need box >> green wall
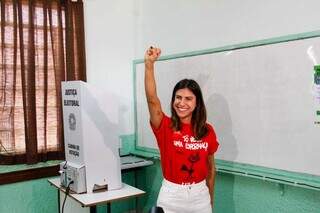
[0,178,57,213]
[1,160,320,213]
[215,173,320,212]
[136,160,320,213]
[0,172,139,213]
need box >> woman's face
[173,88,196,123]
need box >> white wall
[84,0,136,134]
[84,0,320,134]
[135,0,320,56]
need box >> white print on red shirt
[174,134,208,151]
[173,140,183,147]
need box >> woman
[144,46,219,213]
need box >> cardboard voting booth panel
[61,81,122,193]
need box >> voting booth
[60,81,122,193]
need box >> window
[0,0,63,159]
[0,0,86,171]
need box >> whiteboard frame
[132,30,320,189]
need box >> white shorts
[157,179,212,213]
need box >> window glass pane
[0,1,65,155]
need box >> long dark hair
[170,79,208,139]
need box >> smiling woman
[171,79,208,140]
[144,47,219,212]
[0,0,86,183]
[173,88,196,124]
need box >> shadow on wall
[206,93,237,213]
[82,87,119,147]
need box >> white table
[48,178,145,213]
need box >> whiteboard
[134,36,320,176]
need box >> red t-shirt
[151,114,219,184]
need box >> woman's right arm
[144,47,163,129]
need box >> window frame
[0,0,67,182]
[0,164,60,185]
